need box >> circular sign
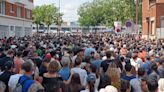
[126,21,132,27]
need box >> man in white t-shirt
[71,57,87,86]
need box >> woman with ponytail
[81,74,98,92]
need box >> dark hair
[106,51,112,58]
[88,80,95,92]
[147,78,158,92]
[16,51,22,57]
[138,67,146,77]
[151,62,158,73]
[22,61,33,72]
[69,73,83,92]
[125,63,132,72]
[75,57,82,66]
[121,80,131,92]
[22,50,29,57]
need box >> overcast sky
[34,0,92,22]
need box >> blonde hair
[106,68,121,91]
[158,78,164,92]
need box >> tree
[78,0,142,27]
[32,6,44,33]
[32,4,63,33]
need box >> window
[10,26,14,31]
[0,1,5,14]
[16,6,21,17]
[149,0,156,5]
[26,10,31,19]
[10,4,14,13]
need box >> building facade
[142,0,164,39]
[0,0,33,38]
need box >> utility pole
[136,0,139,34]
[58,0,61,36]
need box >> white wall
[0,15,32,37]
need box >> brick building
[142,0,164,39]
[0,0,33,38]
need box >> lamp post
[135,0,139,34]
[57,0,61,36]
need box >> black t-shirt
[100,59,115,73]
[0,71,15,92]
[42,77,65,92]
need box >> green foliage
[32,4,63,32]
[78,0,142,27]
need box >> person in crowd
[141,55,152,75]
[42,61,66,92]
[15,61,43,92]
[99,85,118,92]
[0,61,15,92]
[130,67,146,92]
[149,62,160,81]
[158,78,164,92]
[14,51,24,74]
[106,66,121,91]
[101,51,115,73]
[81,74,98,92]
[71,56,88,86]
[0,81,6,92]
[121,63,136,81]
[157,56,164,78]
[39,58,50,76]
[120,80,131,92]
[68,73,84,92]
[91,53,102,69]
[59,57,71,81]
[147,78,158,92]
[0,50,14,71]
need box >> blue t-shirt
[121,75,136,81]
[91,60,102,69]
[141,61,152,75]
[59,67,70,81]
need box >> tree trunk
[47,25,49,34]
[36,24,39,33]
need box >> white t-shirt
[8,74,22,91]
[71,67,87,86]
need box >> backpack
[13,76,34,92]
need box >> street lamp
[57,0,61,36]
[135,0,139,34]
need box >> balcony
[15,0,27,5]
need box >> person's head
[100,85,118,92]
[74,56,82,67]
[158,78,164,92]
[16,51,22,58]
[71,73,81,84]
[22,61,34,75]
[137,67,146,77]
[125,64,132,72]
[61,57,70,67]
[47,61,59,74]
[0,81,6,92]
[147,78,158,92]
[106,68,121,90]
[151,62,158,73]
[121,80,131,92]
[87,74,96,92]
[141,77,148,92]
[42,58,50,67]
[7,49,14,57]
[106,51,112,59]
[94,53,100,60]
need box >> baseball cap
[87,74,96,83]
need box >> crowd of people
[0,33,163,92]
